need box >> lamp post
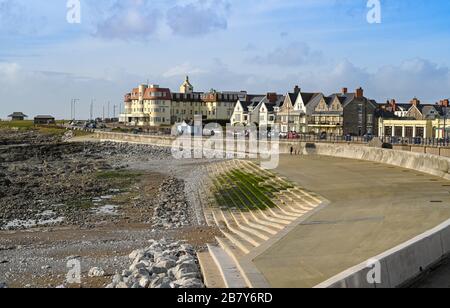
[444,106,448,143]
[90,99,96,121]
[71,99,80,121]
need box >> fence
[380,136,450,147]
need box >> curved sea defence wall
[278,141,450,180]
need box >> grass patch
[212,167,294,211]
[73,130,94,137]
[0,121,73,138]
[0,120,35,130]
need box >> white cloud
[166,0,230,36]
[249,42,323,67]
[93,0,161,40]
[0,62,20,79]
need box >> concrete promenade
[253,155,450,288]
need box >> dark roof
[394,103,412,111]
[301,93,319,105]
[238,100,254,112]
[8,112,28,117]
[262,95,285,112]
[34,115,55,119]
[288,92,300,105]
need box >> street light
[71,99,80,121]
[444,106,448,142]
[90,99,96,121]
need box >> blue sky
[1,0,450,119]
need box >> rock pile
[152,178,190,230]
[106,239,204,289]
[61,130,74,142]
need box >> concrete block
[439,148,450,158]
[344,258,391,289]
[411,146,426,154]
[384,232,443,287]
[425,147,440,156]
[440,225,450,255]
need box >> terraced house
[275,86,377,136]
[277,86,320,134]
[230,93,284,129]
[121,77,244,127]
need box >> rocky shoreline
[0,141,174,230]
[0,129,220,288]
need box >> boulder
[88,267,106,278]
[139,277,151,288]
[173,261,200,280]
[174,278,204,289]
[155,259,176,270]
[150,277,172,288]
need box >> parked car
[279,132,287,139]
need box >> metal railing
[380,136,450,147]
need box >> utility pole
[108,101,110,119]
[113,105,117,119]
[442,107,447,142]
[90,99,96,121]
[71,99,80,121]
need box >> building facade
[121,77,243,127]
[378,98,450,139]
[120,79,383,136]
[230,93,284,129]
[123,84,172,127]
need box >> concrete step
[256,207,293,225]
[243,210,286,230]
[197,250,227,288]
[237,211,279,235]
[215,236,255,287]
[270,198,303,217]
[219,210,261,247]
[203,207,217,227]
[274,196,308,215]
[221,231,253,255]
[229,211,272,241]
[206,244,248,288]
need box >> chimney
[266,92,277,103]
[410,97,420,106]
[355,87,364,98]
[294,85,301,94]
[441,99,450,107]
[341,87,348,95]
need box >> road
[252,154,450,288]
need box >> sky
[1,0,450,119]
